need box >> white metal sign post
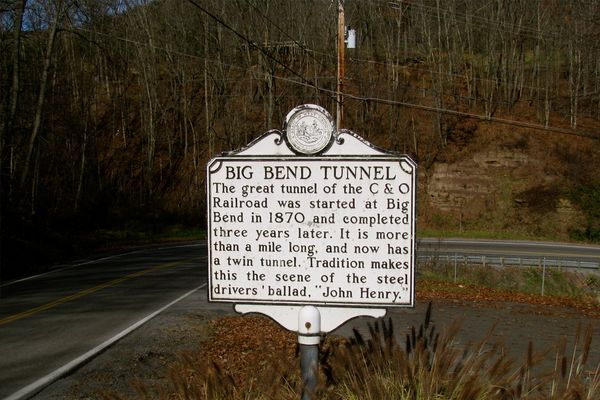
[206,105,416,399]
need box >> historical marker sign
[207,105,416,310]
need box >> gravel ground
[31,287,600,399]
[30,290,233,399]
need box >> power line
[77,10,558,99]
[373,0,600,57]
[269,74,600,141]
[382,0,597,41]
[388,1,552,38]
[242,0,329,70]
[70,12,599,141]
[185,0,321,93]
[81,18,580,99]
[341,92,600,140]
[68,26,542,110]
[305,47,558,94]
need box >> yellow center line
[0,257,202,327]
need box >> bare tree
[20,0,65,190]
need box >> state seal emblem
[284,104,335,155]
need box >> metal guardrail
[416,254,600,296]
[416,253,600,271]
[415,240,600,296]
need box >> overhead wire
[268,73,600,140]
[68,2,600,141]
[74,4,551,100]
[381,0,597,40]
[241,0,330,70]
[305,47,559,95]
[297,2,597,93]
[184,0,324,96]
[378,0,600,55]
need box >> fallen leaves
[417,279,600,317]
[197,316,297,387]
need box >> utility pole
[337,0,345,129]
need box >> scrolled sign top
[283,104,335,155]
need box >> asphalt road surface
[0,238,598,399]
[0,243,207,400]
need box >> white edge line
[3,283,207,400]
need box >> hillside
[420,121,599,241]
[1,0,600,276]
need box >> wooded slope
[1,0,600,272]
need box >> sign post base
[298,306,320,400]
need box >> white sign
[207,154,416,307]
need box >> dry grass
[321,304,599,400]
[417,261,600,316]
[103,304,599,400]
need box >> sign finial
[284,104,335,155]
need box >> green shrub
[569,185,600,242]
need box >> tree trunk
[3,0,27,187]
[20,2,61,188]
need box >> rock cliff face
[427,149,528,213]
[421,147,585,238]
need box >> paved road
[0,243,207,400]
[1,238,598,399]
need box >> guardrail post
[454,254,457,283]
[541,257,546,296]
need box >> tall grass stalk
[105,304,599,400]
